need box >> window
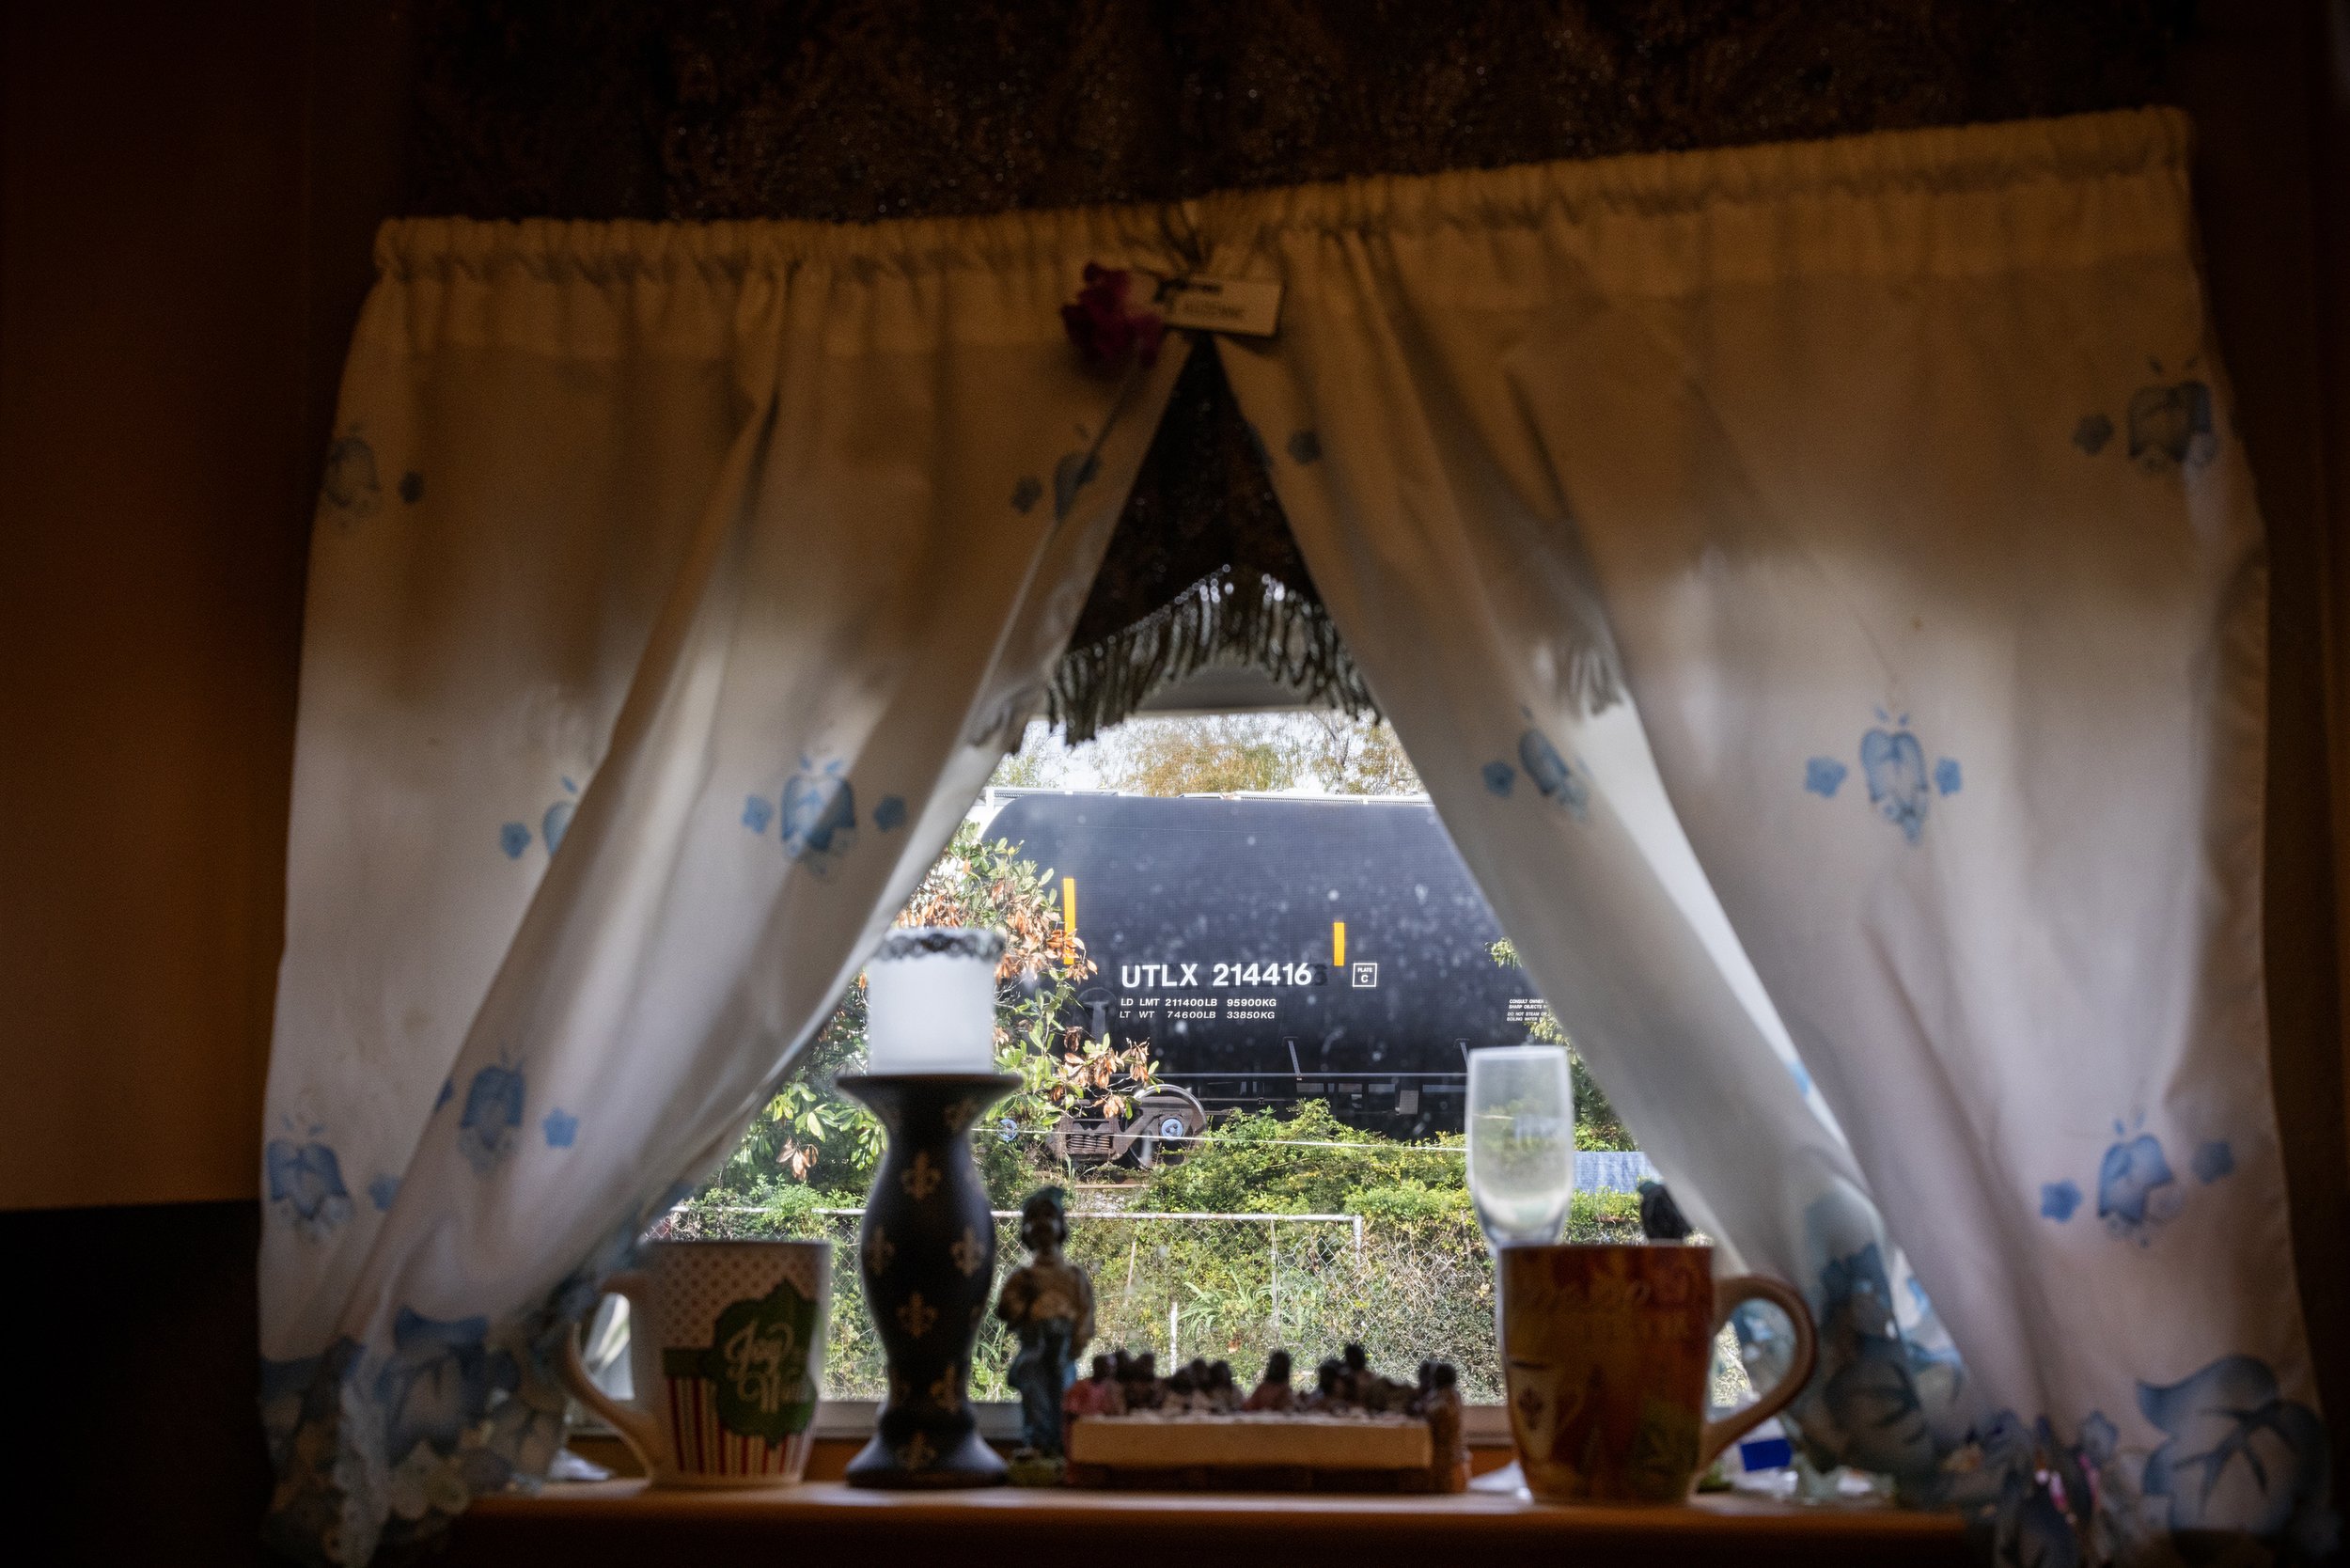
[580,701,1675,1427]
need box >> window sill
[451,1475,1968,1568]
[747,1398,1517,1444]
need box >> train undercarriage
[1045,1069,1467,1166]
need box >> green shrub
[1345,1177,1475,1226]
[666,1176,837,1239]
[1566,1188,1642,1241]
[1139,1101,1464,1215]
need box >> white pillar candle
[863,928,1005,1074]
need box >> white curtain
[259,215,1189,1563]
[1214,108,2330,1560]
[265,107,2332,1568]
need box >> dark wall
[0,2,413,1209]
[8,1202,269,1566]
[0,2,2341,1562]
[2174,0,2350,1495]
[1,3,412,1562]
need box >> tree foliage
[1290,712,1421,795]
[1104,713,1422,797]
[987,712,1423,798]
[987,742,1060,790]
[1104,714,1302,795]
[715,823,1151,1200]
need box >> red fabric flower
[1061,263,1165,373]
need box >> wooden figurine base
[1064,1463,1445,1494]
[1064,1414,1463,1494]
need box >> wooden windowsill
[451,1475,1970,1568]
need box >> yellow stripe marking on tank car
[1062,876,1077,936]
[1333,920,1345,968]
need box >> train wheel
[1120,1088,1208,1168]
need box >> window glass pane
[658,713,1649,1406]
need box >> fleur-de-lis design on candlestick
[901,1152,941,1200]
[834,1065,1022,1489]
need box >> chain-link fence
[666,1204,1517,1402]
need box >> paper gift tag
[1156,274,1283,337]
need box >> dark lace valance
[1051,338,1373,741]
[409,0,2188,734]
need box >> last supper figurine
[995,1186,1096,1457]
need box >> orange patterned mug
[1500,1243,1816,1503]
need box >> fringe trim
[1048,566,1377,743]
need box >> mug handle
[1698,1274,1819,1474]
[556,1271,668,1476]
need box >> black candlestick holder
[833,1071,1021,1489]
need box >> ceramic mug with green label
[561,1239,831,1487]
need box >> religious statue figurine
[1175,1357,1216,1414]
[1063,1353,1122,1428]
[1244,1349,1294,1412]
[1418,1361,1467,1493]
[1122,1351,1162,1411]
[1303,1356,1345,1410]
[1205,1360,1240,1412]
[995,1187,1096,1457]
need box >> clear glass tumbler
[1466,1043,1574,1495]
[1467,1043,1575,1249]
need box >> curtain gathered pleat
[262,107,2330,1566]
[1212,106,2328,1560]
[261,211,1193,1563]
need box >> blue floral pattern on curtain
[1207,107,2332,1563]
[258,212,1193,1562]
[262,114,2332,1567]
